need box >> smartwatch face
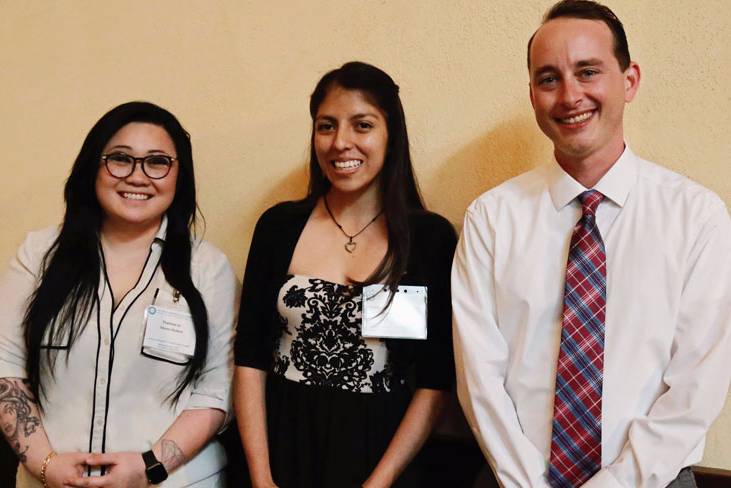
[147,462,168,484]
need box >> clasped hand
[45,451,148,488]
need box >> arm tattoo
[0,378,41,463]
[160,439,185,471]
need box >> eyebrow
[532,58,606,78]
[576,58,605,68]
[106,145,169,154]
[532,65,558,79]
[315,112,380,121]
[351,112,379,120]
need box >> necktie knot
[579,190,604,217]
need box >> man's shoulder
[467,167,546,214]
[635,157,726,215]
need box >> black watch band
[142,449,169,484]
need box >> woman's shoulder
[6,225,61,279]
[191,239,237,283]
[191,238,228,263]
[260,198,315,221]
[408,209,457,241]
[24,224,61,245]
[254,198,316,232]
[18,224,61,259]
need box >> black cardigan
[234,198,457,391]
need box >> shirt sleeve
[233,208,279,370]
[185,244,240,414]
[584,202,731,488]
[0,229,54,379]
[412,214,457,391]
[452,202,552,488]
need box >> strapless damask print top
[274,275,400,393]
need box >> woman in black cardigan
[233,61,456,488]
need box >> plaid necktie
[549,190,606,487]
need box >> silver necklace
[323,195,383,254]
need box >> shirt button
[104,338,111,346]
[99,378,106,385]
[96,418,104,426]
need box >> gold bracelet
[40,450,57,488]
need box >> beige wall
[1,0,729,469]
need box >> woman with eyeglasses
[233,62,457,487]
[0,101,238,488]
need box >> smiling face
[313,86,388,199]
[95,122,178,231]
[529,17,639,169]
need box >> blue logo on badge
[148,306,157,315]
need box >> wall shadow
[423,115,548,228]
[225,159,310,271]
[418,115,548,485]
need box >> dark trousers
[666,467,696,488]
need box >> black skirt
[266,373,423,488]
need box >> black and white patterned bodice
[273,275,398,393]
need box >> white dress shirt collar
[547,145,639,210]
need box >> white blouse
[0,220,239,487]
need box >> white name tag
[362,285,427,340]
[143,305,196,362]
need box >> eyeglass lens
[105,153,173,179]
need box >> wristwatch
[142,449,169,484]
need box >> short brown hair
[527,0,631,71]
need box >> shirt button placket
[91,328,112,453]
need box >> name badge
[362,285,427,340]
[142,305,196,362]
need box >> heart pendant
[344,241,357,253]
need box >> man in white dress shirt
[452,1,731,487]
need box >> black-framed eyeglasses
[101,152,177,179]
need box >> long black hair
[307,61,425,291]
[23,101,208,407]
